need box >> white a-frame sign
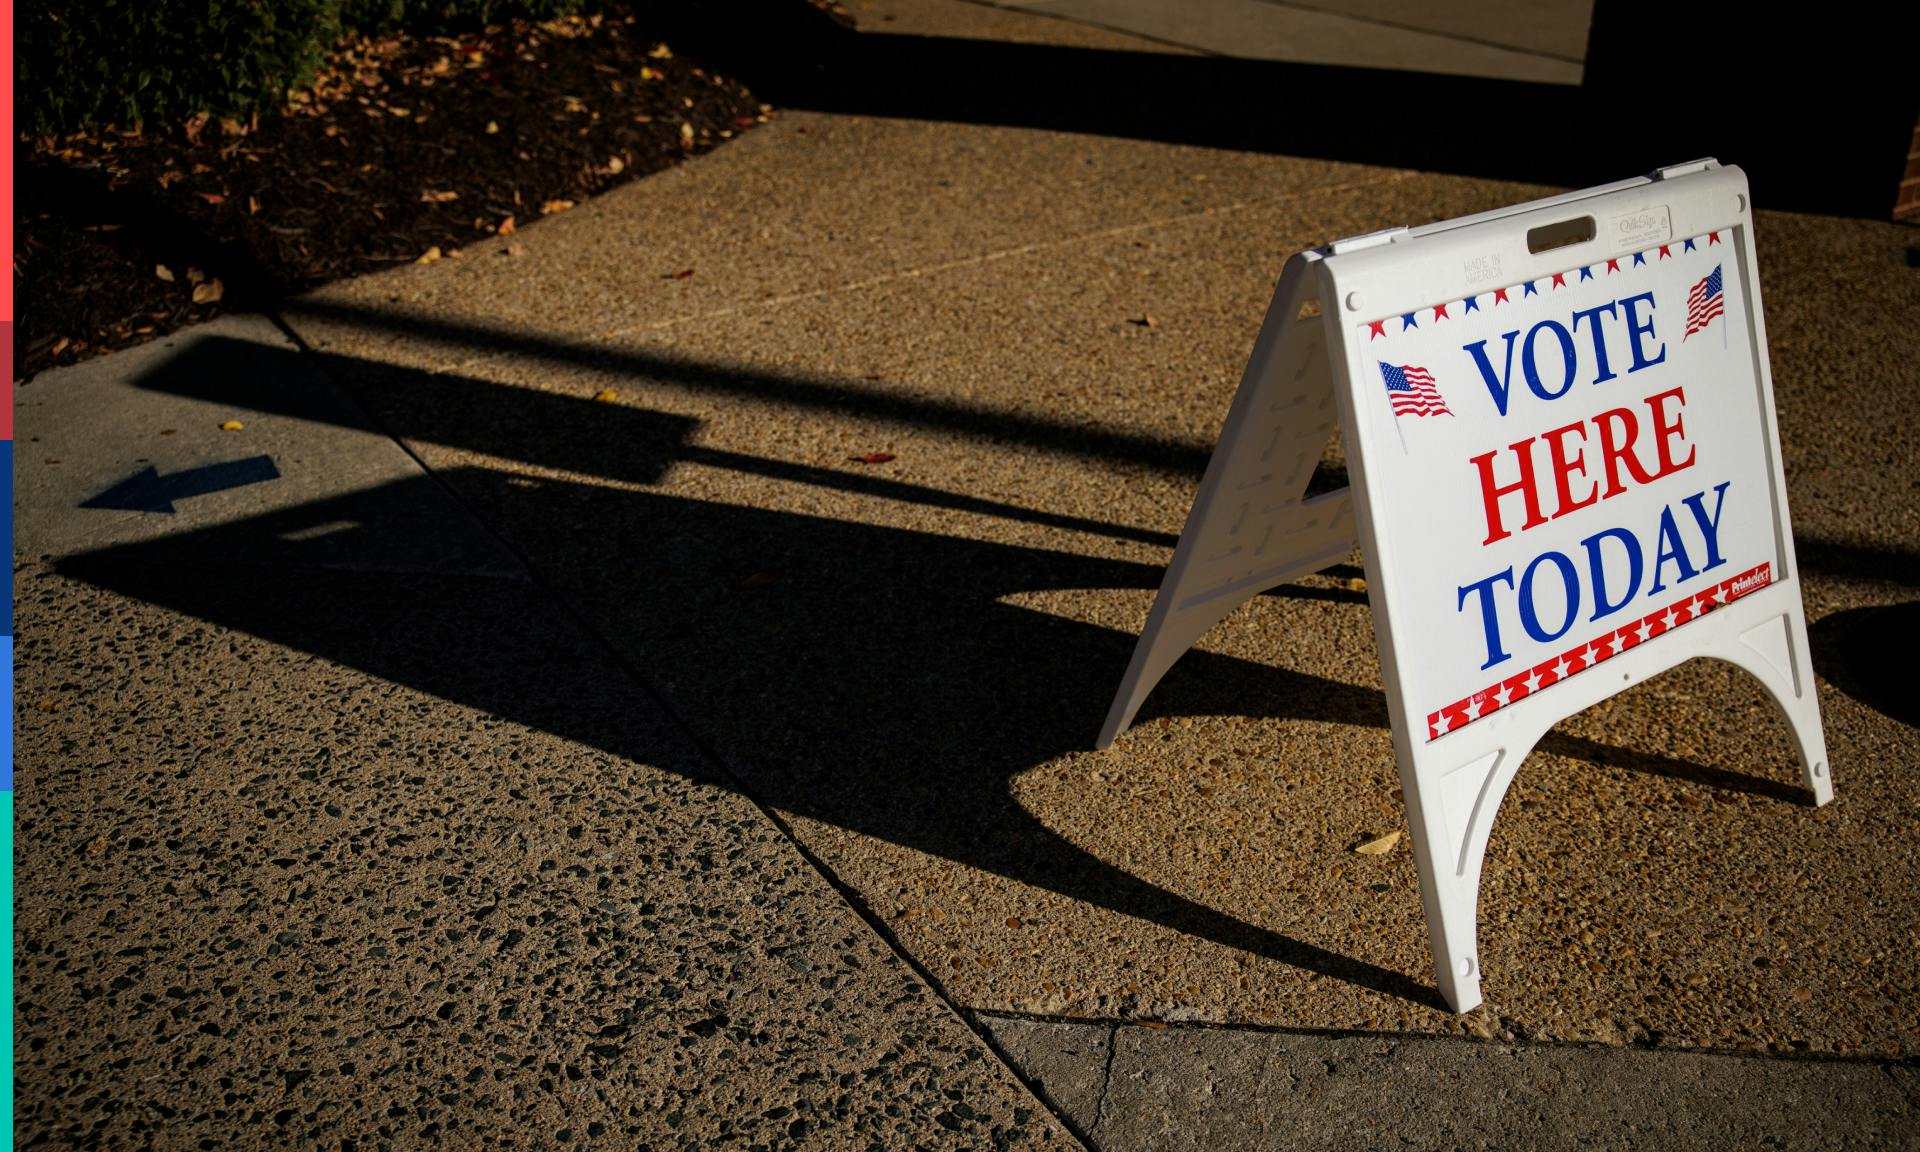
[1100,161,1831,1013]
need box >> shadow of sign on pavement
[44,330,1913,1047]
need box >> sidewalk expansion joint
[616,172,1417,335]
[423,169,1418,383]
[970,1006,1919,1069]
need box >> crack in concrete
[1883,1062,1920,1111]
[1089,1021,1120,1145]
[1257,1034,1277,1147]
[1244,0,1589,65]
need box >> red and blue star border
[1426,561,1772,742]
[1360,231,1729,342]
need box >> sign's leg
[1399,726,1539,1014]
[1098,250,1356,749]
[1401,594,1831,1014]
[1099,587,1246,751]
[1712,602,1834,805]
[1411,834,1485,1014]
[1098,532,1353,749]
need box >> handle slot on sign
[1526,215,1596,254]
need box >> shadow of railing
[60,459,1429,1004]
[71,326,1895,1012]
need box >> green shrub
[21,0,591,136]
[21,0,343,135]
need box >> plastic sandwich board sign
[1099,160,1831,1013]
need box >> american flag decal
[1379,361,1452,417]
[1685,264,1725,339]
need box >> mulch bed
[15,12,772,379]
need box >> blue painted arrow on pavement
[82,455,281,513]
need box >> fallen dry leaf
[592,389,619,403]
[155,264,175,282]
[1129,315,1157,328]
[679,122,695,145]
[219,419,246,431]
[420,189,459,203]
[541,199,575,215]
[197,192,225,205]
[192,279,224,304]
[850,452,897,465]
[606,156,625,174]
[664,267,694,280]
[186,267,205,284]
[416,246,442,264]
[497,215,517,235]
[486,120,500,134]
[648,43,672,59]
[639,66,662,81]
[1346,576,1367,593]
[1353,830,1402,855]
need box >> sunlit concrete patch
[283,111,1402,376]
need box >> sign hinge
[1652,157,1720,181]
[1327,226,1409,255]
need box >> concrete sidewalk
[13,316,1077,1149]
[16,0,1920,1147]
[966,0,1592,83]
